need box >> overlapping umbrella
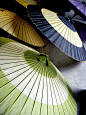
[27,5,86,61]
[68,0,86,16]
[0,8,44,47]
[16,0,38,8]
[0,37,77,115]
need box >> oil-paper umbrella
[27,5,86,61]
[0,8,44,47]
[0,37,77,115]
[68,0,86,20]
[16,0,38,8]
[68,0,86,16]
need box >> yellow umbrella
[16,0,38,8]
[0,8,44,47]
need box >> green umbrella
[0,37,77,115]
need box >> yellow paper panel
[0,19,17,29]
[12,18,21,37]
[7,18,19,35]
[25,0,37,5]
[18,20,23,40]
[22,21,28,42]
[16,0,37,8]
[0,8,44,47]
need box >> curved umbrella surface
[0,8,44,47]
[16,0,38,8]
[69,0,86,16]
[27,5,86,61]
[0,37,77,115]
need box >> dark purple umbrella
[68,0,86,20]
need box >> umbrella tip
[82,1,86,6]
[67,15,75,24]
[37,53,50,66]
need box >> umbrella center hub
[37,53,50,66]
[67,15,74,24]
[82,1,86,6]
[24,50,57,78]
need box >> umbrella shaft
[39,41,50,52]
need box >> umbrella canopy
[0,8,44,47]
[68,0,86,21]
[27,5,86,61]
[68,0,86,16]
[0,37,77,115]
[16,0,38,8]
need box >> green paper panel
[54,106,61,115]
[66,92,77,114]
[59,103,69,115]
[65,79,77,114]
[0,83,15,102]
[24,50,57,78]
[29,101,42,115]
[40,103,47,115]
[0,88,20,114]
[59,89,77,115]
[0,37,17,47]
[0,77,9,87]
[20,97,35,115]
[0,69,5,78]
[48,105,55,115]
[7,93,27,115]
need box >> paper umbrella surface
[0,8,44,47]
[0,37,77,115]
[27,5,86,61]
[68,0,86,16]
[16,0,38,8]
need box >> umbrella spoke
[18,63,43,114]
[69,0,86,16]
